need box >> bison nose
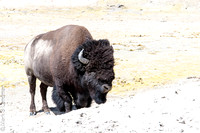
[101,84,111,93]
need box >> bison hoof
[45,111,51,115]
[65,108,71,113]
[65,110,71,113]
[30,112,37,116]
[72,105,77,110]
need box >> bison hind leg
[40,82,51,114]
[52,86,65,112]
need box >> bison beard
[52,87,93,112]
[52,86,92,112]
[52,39,115,112]
[52,86,65,112]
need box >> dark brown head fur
[71,39,115,104]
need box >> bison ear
[99,39,110,46]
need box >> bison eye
[101,79,113,85]
[98,79,107,84]
[111,76,115,80]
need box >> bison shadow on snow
[37,106,76,115]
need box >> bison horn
[78,49,89,64]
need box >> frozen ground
[3,77,200,133]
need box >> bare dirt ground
[0,0,200,132]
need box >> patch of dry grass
[1,5,200,96]
[0,50,26,88]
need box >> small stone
[159,123,164,127]
[80,113,86,117]
[76,121,82,124]
[179,120,186,124]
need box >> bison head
[72,39,115,104]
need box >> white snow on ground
[3,77,200,133]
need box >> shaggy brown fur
[24,25,115,114]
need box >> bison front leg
[40,83,50,114]
[74,94,92,109]
[28,75,37,116]
[56,86,72,113]
[86,97,92,107]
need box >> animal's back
[24,25,93,86]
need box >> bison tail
[52,86,65,112]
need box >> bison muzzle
[24,25,115,115]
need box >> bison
[24,25,115,115]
